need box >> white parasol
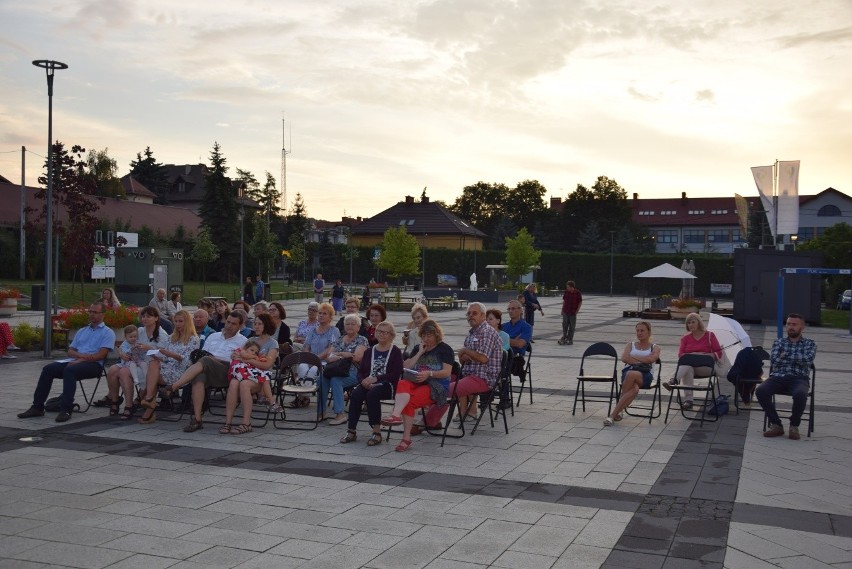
[707,313,752,370]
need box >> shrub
[13,322,43,351]
[57,304,139,329]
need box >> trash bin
[31,284,46,311]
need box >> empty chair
[274,352,324,430]
[573,342,619,416]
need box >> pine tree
[199,142,239,278]
[129,146,169,204]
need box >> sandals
[381,415,402,426]
[232,424,252,435]
[219,424,232,434]
[183,417,203,433]
[340,430,357,444]
[137,411,157,424]
[613,413,623,422]
[395,438,413,452]
[140,397,157,410]
[94,395,122,408]
[367,432,382,446]
[603,417,614,426]
[119,405,137,421]
[289,396,310,409]
[109,399,120,416]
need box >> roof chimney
[633,193,638,200]
[550,197,562,208]
[681,191,687,200]
[404,195,414,204]
[421,195,429,203]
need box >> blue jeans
[318,368,359,414]
[33,361,103,413]
[756,374,809,427]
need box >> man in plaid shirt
[756,313,817,440]
[452,302,502,421]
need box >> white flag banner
[751,165,776,239]
[776,160,800,235]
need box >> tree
[86,148,124,198]
[799,222,852,300]
[561,176,631,249]
[236,168,261,203]
[285,192,309,242]
[198,142,239,278]
[505,179,548,230]
[489,216,518,250]
[129,146,169,204]
[448,181,509,236]
[27,142,108,299]
[376,226,421,282]
[259,171,282,220]
[248,215,281,279]
[575,220,609,253]
[286,233,307,281]
[192,227,220,294]
[504,228,541,283]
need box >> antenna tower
[280,117,291,215]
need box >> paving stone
[12,540,133,568]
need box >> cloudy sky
[1,0,850,221]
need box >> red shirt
[561,288,582,315]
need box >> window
[818,205,841,217]
[798,227,814,241]
[708,229,730,243]
[178,181,185,193]
[733,229,745,243]
[407,220,415,226]
[655,229,678,243]
[683,229,705,244]
[398,219,408,225]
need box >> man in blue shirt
[756,313,817,440]
[313,273,325,303]
[19,301,116,423]
[255,274,266,302]
[502,300,533,390]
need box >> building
[351,194,485,250]
[119,174,157,204]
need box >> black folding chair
[470,351,513,435]
[664,353,721,427]
[273,352,323,430]
[572,342,619,416]
[732,347,769,413]
[74,361,109,413]
[762,364,816,437]
[624,359,663,423]
[512,345,533,406]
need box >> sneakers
[557,337,567,345]
[1,354,16,359]
[7,344,20,351]
[603,417,614,426]
[55,411,72,423]
[680,401,693,411]
[17,406,45,419]
[763,423,784,437]
[789,426,801,440]
[662,378,678,392]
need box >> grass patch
[821,308,852,329]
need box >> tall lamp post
[609,230,615,297]
[238,186,245,301]
[33,59,68,357]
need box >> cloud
[778,26,852,48]
[694,89,715,103]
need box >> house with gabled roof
[351,194,485,250]
[119,174,157,204]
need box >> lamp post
[33,59,68,357]
[239,186,245,301]
[791,234,798,251]
[422,233,427,292]
[609,230,615,297]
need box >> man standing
[168,310,248,432]
[522,283,542,340]
[756,313,816,440]
[454,302,503,421]
[559,280,582,345]
[255,274,266,302]
[192,309,215,347]
[149,288,175,320]
[313,273,325,303]
[18,301,115,423]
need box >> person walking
[558,280,582,345]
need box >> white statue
[469,272,478,291]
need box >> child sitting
[115,325,147,387]
[228,340,281,412]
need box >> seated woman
[137,309,199,423]
[339,320,403,446]
[322,314,369,424]
[364,304,387,346]
[100,287,121,309]
[233,300,253,331]
[292,302,340,407]
[211,299,230,331]
[0,321,20,359]
[335,297,369,337]
[402,303,429,358]
[218,314,280,434]
[486,308,511,352]
[292,302,319,350]
[267,301,291,345]
[605,320,661,426]
[663,312,722,410]
[106,306,168,419]
[381,319,454,452]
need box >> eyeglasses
[308,308,318,312]
[375,329,391,335]
[507,306,521,310]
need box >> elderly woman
[219,312,280,434]
[267,301,291,344]
[605,321,662,426]
[402,303,429,358]
[168,291,183,317]
[382,319,454,452]
[340,320,403,446]
[291,302,340,408]
[322,313,370,424]
[101,288,121,309]
[106,306,168,420]
[335,297,369,337]
[136,309,199,424]
[663,312,722,410]
[293,301,319,350]
[365,304,387,346]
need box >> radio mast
[280,117,291,215]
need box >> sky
[1,0,851,222]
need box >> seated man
[149,288,175,320]
[18,301,116,423]
[452,302,502,421]
[192,308,215,348]
[502,299,532,379]
[756,313,817,440]
[166,309,248,432]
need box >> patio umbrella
[707,313,752,371]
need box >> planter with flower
[57,304,139,343]
[0,287,21,317]
[668,297,705,319]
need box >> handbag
[707,394,729,416]
[190,349,211,364]
[323,356,352,379]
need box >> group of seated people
[15,290,816,446]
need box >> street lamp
[609,230,615,297]
[238,186,245,301]
[33,59,68,357]
[791,234,798,251]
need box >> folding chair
[624,359,663,423]
[470,351,513,435]
[512,345,533,406]
[74,363,108,413]
[273,352,323,430]
[572,342,619,416]
[664,353,721,427]
[732,347,769,413]
[762,364,816,437]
